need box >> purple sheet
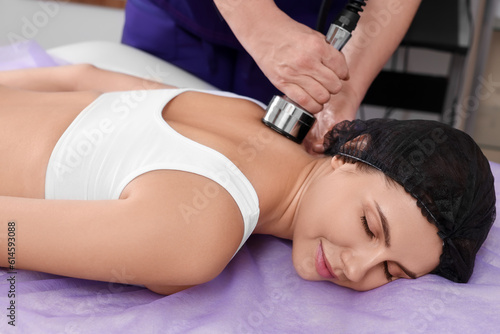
[0,42,499,333]
[0,41,65,70]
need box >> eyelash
[361,216,375,239]
[383,261,393,281]
[361,216,393,281]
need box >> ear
[330,133,371,169]
[330,155,346,169]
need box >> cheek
[337,268,393,291]
[349,278,393,292]
[294,193,326,236]
[295,194,361,247]
[291,245,317,280]
[299,182,351,225]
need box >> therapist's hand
[249,15,350,113]
[303,82,359,155]
[214,0,349,113]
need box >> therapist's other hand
[303,85,359,155]
[248,14,350,113]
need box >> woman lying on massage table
[0,64,495,295]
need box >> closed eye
[361,216,374,239]
[362,216,395,282]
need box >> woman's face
[292,157,443,291]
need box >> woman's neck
[252,155,332,240]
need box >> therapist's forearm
[341,0,421,107]
[213,0,282,48]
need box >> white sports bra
[45,88,262,252]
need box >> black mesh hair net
[323,118,496,283]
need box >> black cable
[316,0,333,32]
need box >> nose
[340,247,385,282]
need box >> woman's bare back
[0,86,99,198]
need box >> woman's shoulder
[121,168,246,279]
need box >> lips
[315,241,337,280]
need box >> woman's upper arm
[0,179,242,287]
[0,196,159,285]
